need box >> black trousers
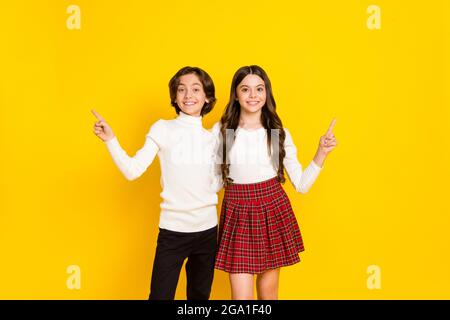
[148,225,217,300]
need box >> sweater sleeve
[283,128,322,194]
[104,120,164,181]
[210,122,223,193]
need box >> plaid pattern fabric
[215,177,305,274]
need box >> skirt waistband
[224,177,284,201]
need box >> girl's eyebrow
[239,84,265,88]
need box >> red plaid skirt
[215,177,305,274]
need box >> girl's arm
[210,122,223,193]
[283,119,338,193]
[283,128,322,194]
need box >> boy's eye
[193,88,200,92]
[177,87,185,92]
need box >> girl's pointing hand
[319,118,338,155]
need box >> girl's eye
[193,88,200,92]
[178,88,185,92]
[257,87,264,92]
[241,88,248,92]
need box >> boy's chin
[180,107,202,117]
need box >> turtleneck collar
[176,111,203,126]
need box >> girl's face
[176,73,209,117]
[236,74,267,114]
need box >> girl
[214,65,337,300]
[92,66,222,300]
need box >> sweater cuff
[104,136,120,152]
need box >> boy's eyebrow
[178,82,202,86]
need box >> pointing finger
[91,109,104,121]
[326,118,337,135]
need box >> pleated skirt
[215,177,305,274]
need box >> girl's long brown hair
[220,65,286,187]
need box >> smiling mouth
[246,101,260,105]
[183,102,197,106]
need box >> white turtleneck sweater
[211,123,322,193]
[105,112,220,233]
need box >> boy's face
[176,73,209,117]
[236,74,267,114]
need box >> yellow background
[1,0,449,299]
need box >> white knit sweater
[212,123,322,193]
[105,112,220,232]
